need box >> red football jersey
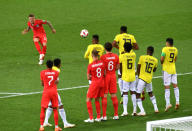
[40,69,59,92]
[87,60,105,81]
[100,52,119,74]
[28,19,47,36]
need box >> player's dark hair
[120,26,127,33]
[46,60,53,69]
[93,35,99,41]
[54,58,61,67]
[28,14,35,17]
[147,46,154,55]
[124,42,132,52]
[166,38,174,46]
[104,42,112,51]
[92,49,99,57]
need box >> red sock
[40,107,46,125]
[42,45,47,55]
[111,96,118,116]
[53,108,58,126]
[95,100,101,118]
[102,97,107,117]
[34,42,42,54]
[86,101,93,120]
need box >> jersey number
[108,61,114,71]
[127,59,133,69]
[145,62,153,73]
[123,38,131,44]
[48,76,53,86]
[169,53,174,63]
[96,68,102,78]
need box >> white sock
[131,94,137,113]
[123,94,128,113]
[165,89,170,107]
[44,107,53,123]
[150,96,158,111]
[174,87,179,104]
[118,78,123,96]
[59,108,68,125]
[137,98,145,112]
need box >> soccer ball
[80,29,89,38]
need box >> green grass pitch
[0,0,192,130]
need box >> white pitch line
[0,72,192,99]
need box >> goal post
[146,116,192,131]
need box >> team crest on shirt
[36,24,39,28]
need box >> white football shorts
[162,71,177,86]
[136,79,153,94]
[122,80,136,92]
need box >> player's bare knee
[86,97,92,102]
[123,92,128,95]
[111,93,116,97]
[59,105,63,109]
[42,43,47,46]
[130,91,136,95]
[34,38,39,42]
[148,92,153,97]
[164,85,170,89]
[103,94,108,98]
[136,93,141,98]
[173,83,178,88]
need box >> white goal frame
[146,116,192,131]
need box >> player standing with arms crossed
[43,58,75,128]
[119,43,137,116]
[39,60,61,131]
[22,14,56,65]
[100,42,119,120]
[160,38,179,111]
[84,50,106,123]
[136,46,159,116]
[112,26,139,103]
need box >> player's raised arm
[133,42,139,50]
[46,21,56,33]
[112,40,119,49]
[22,26,31,35]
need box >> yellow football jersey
[114,33,136,54]
[52,66,61,73]
[138,55,158,83]
[162,46,178,74]
[119,51,136,82]
[84,44,104,63]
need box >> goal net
[146,116,192,131]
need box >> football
[80,29,89,37]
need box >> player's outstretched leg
[148,92,159,113]
[84,98,94,123]
[136,93,146,116]
[173,84,180,109]
[58,106,75,128]
[121,92,128,116]
[95,98,101,122]
[43,106,53,127]
[111,94,119,120]
[101,95,107,121]
[130,91,137,116]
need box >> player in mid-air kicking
[119,42,137,116]
[136,46,159,116]
[85,50,105,123]
[22,14,56,65]
[43,58,75,128]
[112,26,139,104]
[100,42,119,120]
[39,60,61,131]
[160,38,179,111]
